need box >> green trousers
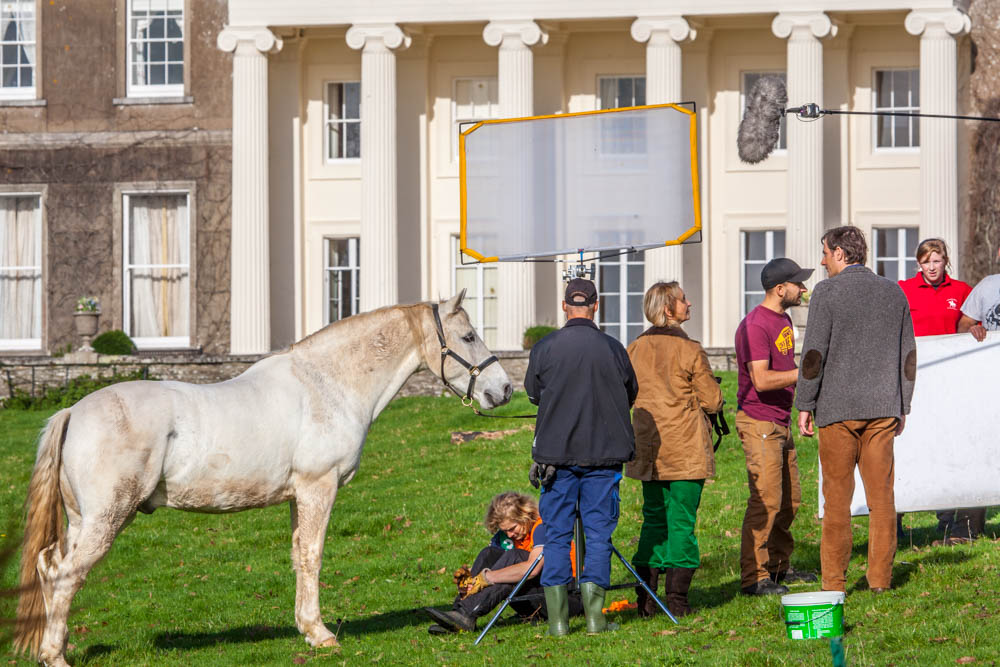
[632,479,705,570]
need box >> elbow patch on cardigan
[801,350,823,380]
[904,350,917,381]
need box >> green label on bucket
[783,602,844,640]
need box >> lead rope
[431,303,536,419]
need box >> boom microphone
[737,76,787,164]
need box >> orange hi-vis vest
[514,517,577,576]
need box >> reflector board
[459,103,701,263]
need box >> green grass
[2,374,999,665]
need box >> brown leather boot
[666,567,696,618]
[634,565,661,617]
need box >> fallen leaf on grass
[930,637,950,643]
[437,567,447,574]
[919,591,930,597]
[956,658,976,664]
[293,657,306,665]
[747,647,760,653]
[653,630,677,636]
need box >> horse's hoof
[316,636,340,648]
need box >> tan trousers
[736,411,801,588]
[818,418,898,592]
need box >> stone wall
[0,348,739,402]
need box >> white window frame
[0,192,42,350]
[597,75,647,157]
[872,68,920,151]
[740,71,788,154]
[0,0,36,100]
[450,235,497,345]
[597,75,645,110]
[323,237,360,325]
[595,248,645,344]
[740,229,786,318]
[126,0,184,98]
[122,190,191,348]
[452,77,499,162]
[324,81,361,163]
[872,227,918,281]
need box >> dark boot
[666,567,696,618]
[634,565,661,618]
[580,581,618,633]
[543,585,569,637]
[422,607,476,632]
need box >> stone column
[346,24,411,312]
[483,20,547,350]
[905,8,971,276]
[218,27,282,354]
[631,16,695,290]
[772,13,836,273]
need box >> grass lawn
[2,373,999,665]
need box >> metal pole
[611,544,678,624]
[473,551,544,646]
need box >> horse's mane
[288,301,431,352]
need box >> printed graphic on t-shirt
[985,301,1000,331]
[774,326,794,355]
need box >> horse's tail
[13,408,70,658]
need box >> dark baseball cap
[564,278,598,306]
[761,258,814,290]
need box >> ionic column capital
[217,26,283,54]
[904,8,971,38]
[483,20,548,49]
[771,12,837,41]
[630,16,696,44]
[346,23,412,51]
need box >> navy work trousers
[538,465,621,588]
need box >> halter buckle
[440,346,449,356]
[470,367,480,376]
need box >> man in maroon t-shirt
[734,258,817,596]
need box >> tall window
[741,230,786,317]
[127,0,184,97]
[873,69,919,149]
[598,75,646,155]
[873,227,918,281]
[0,195,41,350]
[326,82,361,161]
[123,193,190,348]
[741,72,787,152]
[0,0,35,99]
[597,249,645,344]
[453,77,498,161]
[451,236,497,348]
[324,237,360,324]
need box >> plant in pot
[74,296,101,351]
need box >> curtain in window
[129,194,189,338]
[0,196,41,340]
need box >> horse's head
[426,291,513,410]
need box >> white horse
[14,292,511,666]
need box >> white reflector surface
[460,104,699,262]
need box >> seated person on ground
[423,491,580,633]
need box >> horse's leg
[38,508,137,666]
[290,475,339,648]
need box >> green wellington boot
[580,581,618,634]
[543,585,569,637]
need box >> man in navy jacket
[525,278,638,636]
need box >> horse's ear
[444,289,466,314]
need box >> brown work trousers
[818,417,898,592]
[736,412,801,587]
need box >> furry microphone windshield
[737,76,787,164]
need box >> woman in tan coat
[626,281,724,618]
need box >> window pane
[876,71,891,108]
[904,228,919,256]
[892,70,910,104]
[617,77,633,107]
[327,238,349,267]
[745,231,766,261]
[130,268,190,337]
[877,116,891,148]
[876,260,892,280]
[878,228,897,257]
[150,41,165,62]
[626,263,644,292]
[0,195,42,340]
[893,115,910,147]
[328,124,342,160]
[599,78,616,110]
[912,117,919,147]
[599,265,620,293]
[634,77,646,106]
[744,263,763,292]
[167,63,182,84]
[601,294,620,322]
[483,266,497,298]
[911,69,920,107]
[167,16,182,38]
[149,17,164,39]
[149,63,165,85]
[745,294,764,315]
[773,231,786,257]
[904,260,917,278]
[345,122,361,158]
[328,83,343,120]
[627,295,643,322]
[627,324,643,342]
[344,82,360,119]
[454,267,476,294]
[167,41,183,61]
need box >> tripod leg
[474,552,544,646]
[611,544,678,624]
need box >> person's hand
[895,414,906,436]
[798,410,814,437]
[461,572,492,598]
[529,462,557,489]
[453,565,472,595]
[970,323,987,342]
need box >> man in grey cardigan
[795,226,916,593]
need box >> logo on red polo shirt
[946,298,959,310]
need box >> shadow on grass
[152,624,301,650]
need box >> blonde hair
[643,281,685,327]
[916,238,951,273]
[484,492,539,533]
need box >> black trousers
[454,547,543,619]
